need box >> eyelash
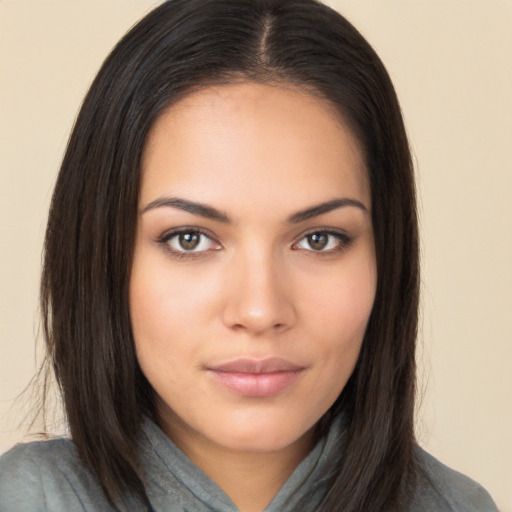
[292,229,354,255]
[156,227,221,260]
[156,227,353,259]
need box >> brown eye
[160,229,220,254]
[307,233,328,250]
[179,232,200,250]
[295,230,353,253]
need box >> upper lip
[207,357,304,374]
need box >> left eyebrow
[141,197,231,223]
[141,195,367,224]
[287,198,368,224]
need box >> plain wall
[1,1,511,510]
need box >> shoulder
[408,446,499,512]
[0,438,113,512]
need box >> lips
[209,357,303,374]
[206,357,305,397]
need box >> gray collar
[140,414,346,511]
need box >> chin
[214,430,303,453]
[206,410,315,453]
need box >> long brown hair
[40,1,419,510]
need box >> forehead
[140,82,370,213]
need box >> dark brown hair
[40,0,419,510]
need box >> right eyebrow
[141,196,231,224]
[287,198,368,224]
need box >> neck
[161,418,314,512]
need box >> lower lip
[207,370,302,397]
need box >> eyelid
[155,226,353,259]
[157,225,215,240]
[292,227,353,253]
[156,227,222,256]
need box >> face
[130,82,376,457]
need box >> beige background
[1,1,511,510]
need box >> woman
[0,0,499,511]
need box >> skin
[130,82,377,511]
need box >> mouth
[205,357,305,397]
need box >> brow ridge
[141,197,231,223]
[287,198,368,223]
[142,196,367,224]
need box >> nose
[221,248,297,336]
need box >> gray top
[0,417,498,511]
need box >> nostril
[220,283,297,334]
[228,321,288,334]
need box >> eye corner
[292,228,354,254]
[155,226,222,259]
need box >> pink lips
[206,357,304,397]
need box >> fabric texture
[0,416,498,512]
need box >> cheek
[308,291,374,412]
[129,252,227,397]
[300,252,376,404]
[322,279,375,340]
[305,257,376,343]
[130,253,183,374]
[130,272,199,410]
[130,255,217,341]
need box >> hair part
[40,1,419,510]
